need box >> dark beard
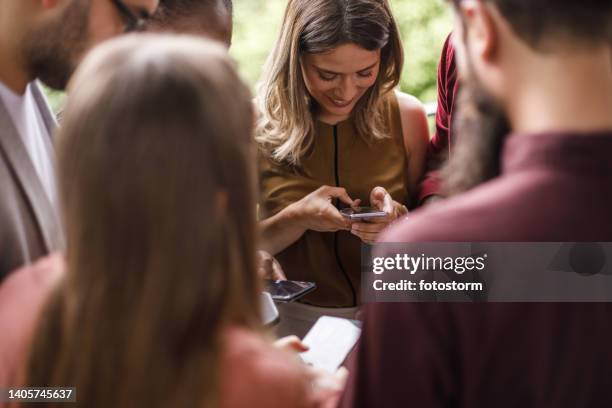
[440,67,511,197]
[22,0,90,90]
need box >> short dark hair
[158,0,232,14]
[149,0,233,44]
[455,0,612,49]
[221,0,233,13]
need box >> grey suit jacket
[0,81,65,281]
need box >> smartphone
[265,280,316,302]
[340,206,387,221]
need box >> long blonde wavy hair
[256,0,404,166]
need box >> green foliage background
[45,0,451,113]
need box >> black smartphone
[340,206,387,221]
[266,280,316,302]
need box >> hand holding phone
[291,186,357,232]
[348,187,409,244]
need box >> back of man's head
[484,0,612,50]
[149,0,233,46]
[442,0,612,196]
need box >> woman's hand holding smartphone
[348,186,408,244]
[259,185,360,256]
[283,185,405,245]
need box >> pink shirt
[0,254,64,389]
[0,256,325,408]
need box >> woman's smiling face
[301,43,381,124]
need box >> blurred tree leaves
[230,0,287,90]
[41,85,65,116]
[392,0,451,101]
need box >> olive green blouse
[258,93,408,307]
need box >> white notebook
[300,316,362,373]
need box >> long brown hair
[256,0,404,166]
[24,34,258,408]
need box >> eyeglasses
[111,0,149,32]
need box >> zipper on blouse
[332,124,357,307]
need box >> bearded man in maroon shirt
[340,0,612,407]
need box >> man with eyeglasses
[0,0,158,282]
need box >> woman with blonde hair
[0,34,328,407]
[257,0,429,336]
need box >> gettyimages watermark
[361,243,612,302]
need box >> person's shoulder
[394,90,426,120]
[0,254,64,387]
[382,200,471,243]
[382,178,521,242]
[442,32,456,59]
[219,327,312,408]
[0,253,64,308]
[0,253,64,329]
[393,90,429,146]
[439,32,457,72]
